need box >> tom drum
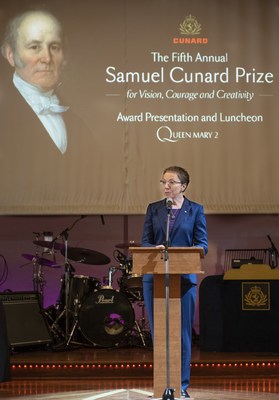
[119,274,143,302]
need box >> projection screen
[0,0,278,215]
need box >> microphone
[52,215,86,243]
[51,229,68,244]
[115,250,127,264]
[267,234,279,255]
[166,197,173,209]
[267,234,275,247]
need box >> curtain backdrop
[0,0,278,215]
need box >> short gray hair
[1,10,64,59]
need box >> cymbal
[115,242,141,249]
[21,253,60,268]
[33,240,65,251]
[62,247,111,265]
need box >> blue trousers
[143,274,196,391]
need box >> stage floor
[1,345,279,399]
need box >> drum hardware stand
[31,233,46,303]
[44,307,67,343]
[134,320,147,347]
[131,300,152,349]
[65,299,88,347]
[66,299,79,346]
[51,215,87,349]
[62,234,71,341]
[32,259,46,301]
[114,257,152,348]
[107,265,120,287]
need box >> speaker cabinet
[199,275,224,351]
[0,291,52,348]
[0,300,11,382]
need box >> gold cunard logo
[173,14,207,44]
[244,285,267,307]
[179,15,202,36]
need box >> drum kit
[22,233,151,350]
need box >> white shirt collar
[13,73,69,115]
[13,73,69,154]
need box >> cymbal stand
[51,216,87,347]
[64,236,71,341]
[32,233,46,304]
[49,229,72,346]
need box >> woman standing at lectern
[141,165,208,398]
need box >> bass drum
[79,289,135,347]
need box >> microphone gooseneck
[166,197,173,210]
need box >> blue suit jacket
[141,196,208,284]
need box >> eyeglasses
[159,179,182,186]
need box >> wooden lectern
[129,247,204,398]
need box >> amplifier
[0,291,52,348]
